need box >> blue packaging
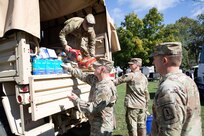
[32,57,46,75]
[54,60,63,74]
[146,115,153,135]
[45,59,55,74]
[39,47,49,59]
[39,47,58,59]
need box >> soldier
[61,58,117,136]
[114,58,149,136]
[150,42,202,136]
[59,14,96,58]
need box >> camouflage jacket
[59,17,96,48]
[151,71,202,136]
[69,68,117,134]
[115,70,149,109]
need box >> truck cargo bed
[29,74,90,121]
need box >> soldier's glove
[61,63,73,71]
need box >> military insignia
[162,106,175,121]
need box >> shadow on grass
[64,122,90,136]
[150,92,156,99]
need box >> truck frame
[0,0,120,135]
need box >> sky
[105,0,204,26]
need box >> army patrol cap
[128,58,142,66]
[93,58,114,70]
[150,42,182,57]
[85,14,95,32]
[85,14,95,25]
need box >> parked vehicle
[0,0,120,135]
[141,66,160,81]
[195,44,204,100]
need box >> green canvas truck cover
[0,0,120,52]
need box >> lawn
[112,81,204,136]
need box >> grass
[112,80,204,136]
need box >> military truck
[0,0,120,135]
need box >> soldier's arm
[66,66,96,84]
[144,78,150,108]
[114,73,133,86]
[87,30,96,57]
[62,63,98,85]
[150,114,159,136]
[155,85,185,136]
[59,24,75,48]
[145,91,149,109]
[88,30,96,47]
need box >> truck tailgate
[29,74,90,121]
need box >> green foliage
[172,16,204,68]
[113,7,204,69]
[142,8,164,40]
[113,8,177,67]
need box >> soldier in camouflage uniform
[61,58,117,136]
[59,14,96,57]
[114,58,149,136]
[150,42,202,136]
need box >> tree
[142,8,164,40]
[113,8,204,69]
[141,8,165,65]
[113,13,146,68]
[172,15,204,68]
[113,8,168,67]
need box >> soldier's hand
[146,102,149,109]
[146,111,150,115]
[64,45,72,53]
[67,93,79,101]
[61,63,72,71]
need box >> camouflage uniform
[67,59,117,136]
[115,58,149,136]
[150,42,202,136]
[59,15,96,57]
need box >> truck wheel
[0,120,7,136]
[0,107,13,136]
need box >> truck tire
[0,120,7,136]
[0,107,13,136]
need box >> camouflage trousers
[89,121,113,136]
[125,107,147,136]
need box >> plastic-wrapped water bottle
[45,59,55,74]
[40,59,46,75]
[32,57,46,75]
[55,59,63,74]
[32,57,40,75]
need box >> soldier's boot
[137,128,146,136]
